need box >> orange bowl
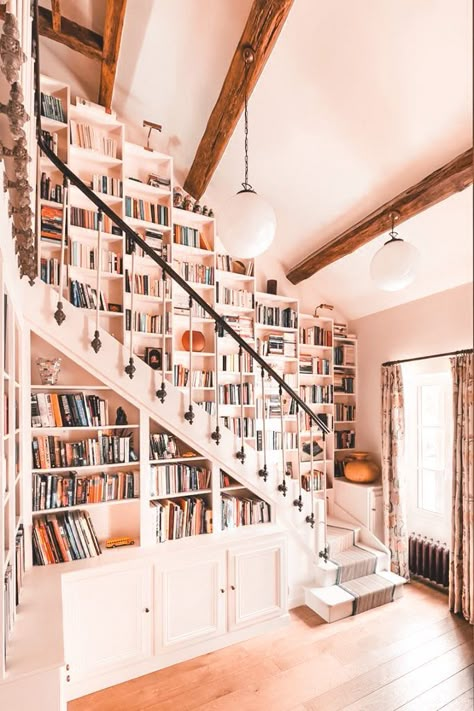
[182,330,205,352]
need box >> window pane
[418,468,443,514]
[421,427,445,470]
[420,384,443,427]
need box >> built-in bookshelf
[0,263,25,677]
[333,323,358,478]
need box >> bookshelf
[333,325,358,478]
[0,264,25,678]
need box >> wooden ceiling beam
[286,148,474,285]
[98,0,128,110]
[51,0,61,33]
[184,0,294,200]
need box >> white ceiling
[40,0,473,320]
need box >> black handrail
[31,0,328,435]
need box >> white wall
[351,282,473,463]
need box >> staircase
[305,517,406,622]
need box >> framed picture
[144,347,162,370]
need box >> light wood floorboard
[69,582,473,711]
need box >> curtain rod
[382,348,473,367]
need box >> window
[416,381,448,514]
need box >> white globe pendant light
[218,46,276,259]
[370,211,420,291]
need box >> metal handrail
[31,0,328,435]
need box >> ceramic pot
[181,330,205,352]
[344,451,380,483]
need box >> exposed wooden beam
[51,0,61,33]
[286,148,474,285]
[37,6,103,61]
[184,0,294,200]
[98,0,127,110]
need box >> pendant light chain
[242,48,253,193]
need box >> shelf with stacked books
[333,323,357,479]
[220,470,272,530]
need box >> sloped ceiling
[40,0,473,319]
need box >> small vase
[36,357,62,385]
[344,451,380,483]
[181,330,205,352]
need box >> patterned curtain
[381,364,409,578]
[449,353,473,624]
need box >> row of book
[299,355,330,375]
[125,310,171,335]
[32,434,136,470]
[175,260,214,285]
[149,433,180,460]
[33,471,138,511]
[302,470,326,492]
[334,322,356,339]
[300,384,333,404]
[173,224,201,249]
[334,345,356,366]
[299,326,332,347]
[70,280,108,312]
[3,526,25,660]
[173,366,214,388]
[70,207,117,235]
[335,403,356,421]
[218,351,253,373]
[33,510,101,565]
[215,254,254,276]
[221,494,270,528]
[40,257,60,286]
[41,92,66,123]
[220,471,236,488]
[256,305,297,329]
[125,270,169,298]
[70,240,122,274]
[197,401,215,415]
[255,396,296,419]
[221,416,255,438]
[256,430,298,451]
[125,196,169,226]
[151,497,212,542]
[218,383,254,406]
[283,372,298,388]
[31,391,109,428]
[258,333,297,358]
[334,375,355,393]
[302,411,333,432]
[139,228,167,257]
[70,121,118,158]
[40,205,62,243]
[216,284,254,309]
[40,172,64,203]
[149,464,211,497]
[335,430,356,449]
[335,460,345,478]
[174,298,211,320]
[91,174,123,197]
[41,129,58,155]
[222,315,254,339]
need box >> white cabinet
[227,538,287,631]
[62,562,153,684]
[334,478,384,540]
[155,550,226,652]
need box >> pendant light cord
[242,48,253,193]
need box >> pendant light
[218,46,276,259]
[370,211,420,291]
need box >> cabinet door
[62,562,153,682]
[370,487,384,540]
[227,538,287,631]
[155,551,226,653]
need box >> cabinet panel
[62,563,153,681]
[155,552,226,652]
[370,488,384,540]
[227,539,286,631]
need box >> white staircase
[305,516,406,622]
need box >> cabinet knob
[66,675,71,683]
[144,607,150,613]
[220,588,225,593]
[65,664,70,671]
[231,585,235,591]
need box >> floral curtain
[381,364,409,578]
[449,353,473,624]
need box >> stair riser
[314,550,390,587]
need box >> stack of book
[302,471,325,491]
[216,284,254,309]
[149,433,180,459]
[258,333,296,358]
[41,205,63,243]
[173,366,214,388]
[33,471,138,510]
[40,92,66,122]
[173,225,200,249]
[69,280,108,312]
[222,315,254,338]
[32,510,101,564]
[334,344,356,366]
[31,391,109,428]
[125,196,169,226]
[125,310,170,334]
[40,172,63,203]
[218,383,254,406]
[91,174,123,197]
[299,325,332,347]
[174,260,214,285]
[335,403,356,421]
[335,430,355,449]
[221,494,270,528]
[70,121,117,157]
[151,497,212,542]
[150,464,210,497]
[40,257,60,286]
[299,355,330,374]
[31,433,136,469]
[257,304,297,329]
[255,395,295,419]
[334,374,355,393]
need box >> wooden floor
[69,582,473,711]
